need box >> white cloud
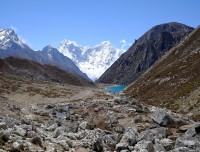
[120,39,126,44]
[19,36,32,47]
[120,39,131,52]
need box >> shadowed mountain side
[0,57,93,86]
[97,22,194,85]
[124,26,200,119]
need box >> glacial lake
[106,85,128,93]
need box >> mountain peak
[61,39,79,47]
[0,28,29,50]
[58,40,123,80]
[97,22,194,85]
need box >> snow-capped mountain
[58,40,123,80]
[0,29,30,50]
[0,29,91,82]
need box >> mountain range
[58,40,123,80]
[97,22,194,84]
[0,29,90,82]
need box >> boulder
[0,122,7,130]
[184,128,197,138]
[14,125,26,136]
[151,109,174,126]
[116,127,138,151]
[79,121,94,130]
[179,123,200,132]
[154,143,166,152]
[134,140,154,152]
[31,135,42,146]
[175,136,200,149]
[160,138,174,151]
[138,127,167,141]
[46,123,58,131]
[106,112,118,127]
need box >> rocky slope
[97,22,194,84]
[124,26,200,119]
[58,40,123,80]
[0,29,90,81]
[1,93,200,151]
[0,57,93,87]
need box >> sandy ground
[0,82,114,118]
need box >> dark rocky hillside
[124,26,200,119]
[97,22,194,84]
[0,57,93,87]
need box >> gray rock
[14,125,26,136]
[116,127,138,151]
[138,127,167,141]
[160,138,174,151]
[154,143,166,152]
[184,128,197,138]
[58,140,69,151]
[27,130,36,138]
[53,128,61,138]
[79,121,93,130]
[0,122,7,130]
[134,140,154,152]
[12,141,22,150]
[31,135,42,146]
[171,147,196,152]
[175,136,200,149]
[46,123,58,131]
[151,109,174,126]
[179,123,200,132]
[107,112,118,127]
[115,125,125,134]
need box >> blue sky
[1,0,200,50]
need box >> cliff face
[97,22,194,85]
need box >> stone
[58,140,69,151]
[0,122,7,130]
[151,109,174,126]
[134,115,142,123]
[179,123,200,132]
[106,112,118,127]
[175,136,200,149]
[172,147,195,152]
[31,135,42,146]
[138,127,167,141]
[93,138,103,152]
[76,147,90,152]
[115,125,125,134]
[154,143,166,152]
[46,123,58,131]
[14,125,26,136]
[12,141,22,150]
[184,128,197,138]
[116,127,138,151]
[160,138,174,151]
[79,121,93,130]
[53,128,61,138]
[134,140,154,152]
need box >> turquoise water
[106,85,128,93]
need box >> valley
[1,22,200,151]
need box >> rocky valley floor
[0,83,200,152]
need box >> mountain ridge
[124,25,200,119]
[58,40,123,80]
[97,22,194,84]
[0,29,91,81]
